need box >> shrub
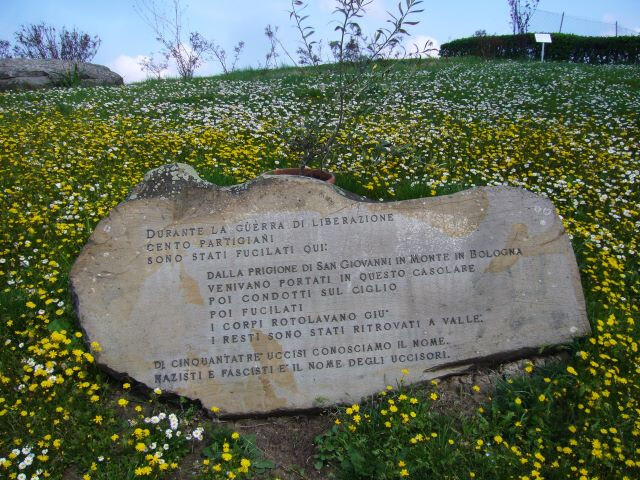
[0,39,11,58]
[12,23,101,62]
[440,33,640,64]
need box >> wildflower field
[0,58,638,479]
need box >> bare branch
[289,0,321,66]
[507,0,540,34]
[12,23,100,62]
[134,0,211,79]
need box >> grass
[0,57,638,479]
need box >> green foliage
[55,101,74,116]
[316,355,638,479]
[53,63,83,88]
[440,33,640,64]
[315,381,475,480]
[199,428,274,479]
[283,0,428,171]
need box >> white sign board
[534,34,552,61]
[535,33,552,43]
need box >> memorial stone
[70,163,590,415]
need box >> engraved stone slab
[70,163,590,415]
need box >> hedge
[439,33,640,64]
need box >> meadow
[0,58,638,479]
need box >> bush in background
[440,33,640,64]
[9,23,101,62]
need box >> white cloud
[108,55,150,84]
[405,35,440,58]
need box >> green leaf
[253,459,275,469]
[47,317,73,333]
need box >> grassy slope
[0,58,638,479]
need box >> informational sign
[535,33,552,61]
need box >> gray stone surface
[70,163,590,415]
[0,58,123,91]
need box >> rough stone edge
[72,163,591,418]
[125,162,554,206]
[0,58,124,92]
[126,162,375,204]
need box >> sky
[1,0,639,83]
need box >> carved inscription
[144,216,522,384]
[70,165,589,415]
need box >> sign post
[535,33,552,62]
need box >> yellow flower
[134,466,152,476]
[567,366,578,375]
[399,468,409,477]
[231,432,240,440]
[117,398,128,407]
